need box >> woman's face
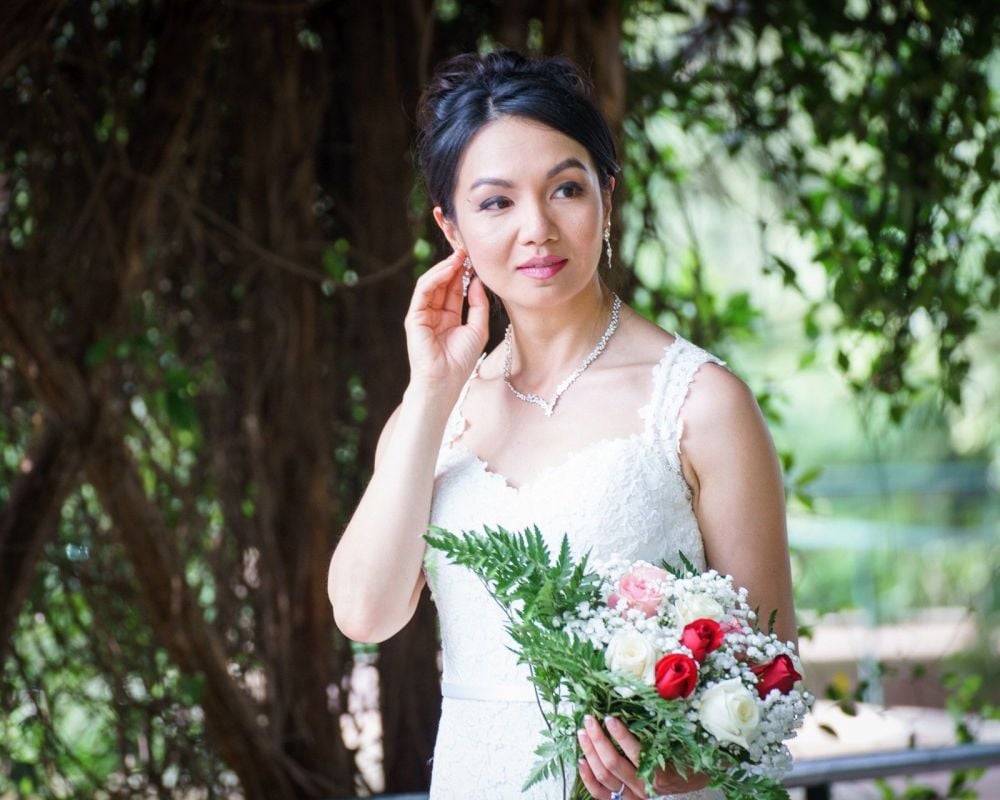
[434,115,613,309]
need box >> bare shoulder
[680,357,777,491]
[683,360,759,430]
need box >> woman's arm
[327,389,451,644]
[681,363,797,646]
[327,249,489,644]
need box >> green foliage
[425,525,603,630]
[623,0,999,421]
[867,666,999,798]
[791,535,996,621]
[0,487,231,797]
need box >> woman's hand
[403,248,489,396]
[577,715,709,798]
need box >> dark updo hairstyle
[415,49,620,220]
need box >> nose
[518,198,558,247]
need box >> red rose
[680,618,725,662]
[751,654,802,698]
[654,653,699,699]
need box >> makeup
[517,255,567,280]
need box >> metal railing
[336,741,1000,799]
[784,742,1000,799]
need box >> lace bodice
[423,334,725,800]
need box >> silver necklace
[503,294,623,417]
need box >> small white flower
[789,653,807,692]
[698,678,761,750]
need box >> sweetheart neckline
[442,336,688,492]
[446,431,656,494]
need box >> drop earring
[603,223,613,269]
[462,256,473,297]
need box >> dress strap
[644,335,725,472]
[441,353,487,449]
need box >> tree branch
[0,0,66,83]
[0,419,84,663]
[0,281,299,799]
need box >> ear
[601,176,615,227]
[432,206,465,253]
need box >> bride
[328,49,796,800]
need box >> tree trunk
[339,1,442,792]
[190,8,356,796]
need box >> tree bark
[1,5,354,792]
[204,8,354,794]
[340,0,442,791]
[541,0,625,131]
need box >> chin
[503,277,602,309]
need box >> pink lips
[517,255,568,280]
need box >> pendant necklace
[503,294,622,417]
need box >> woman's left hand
[577,714,710,798]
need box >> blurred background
[0,1,997,798]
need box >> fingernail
[584,714,595,728]
[577,729,587,741]
[604,716,616,728]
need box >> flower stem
[567,772,589,800]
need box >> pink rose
[608,565,671,618]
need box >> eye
[479,196,512,211]
[554,182,585,198]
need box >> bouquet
[424,524,812,800]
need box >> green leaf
[84,337,114,368]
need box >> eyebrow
[468,157,589,191]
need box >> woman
[328,49,796,800]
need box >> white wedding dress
[424,334,726,800]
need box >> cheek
[566,203,604,242]
[474,224,513,249]
[461,217,516,266]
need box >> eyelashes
[479,196,513,211]
[554,181,585,198]
[477,182,586,212]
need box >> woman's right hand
[403,248,489,395]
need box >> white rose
[604,630,657,696]
[674,592,725,627]
[698,678,761,749]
